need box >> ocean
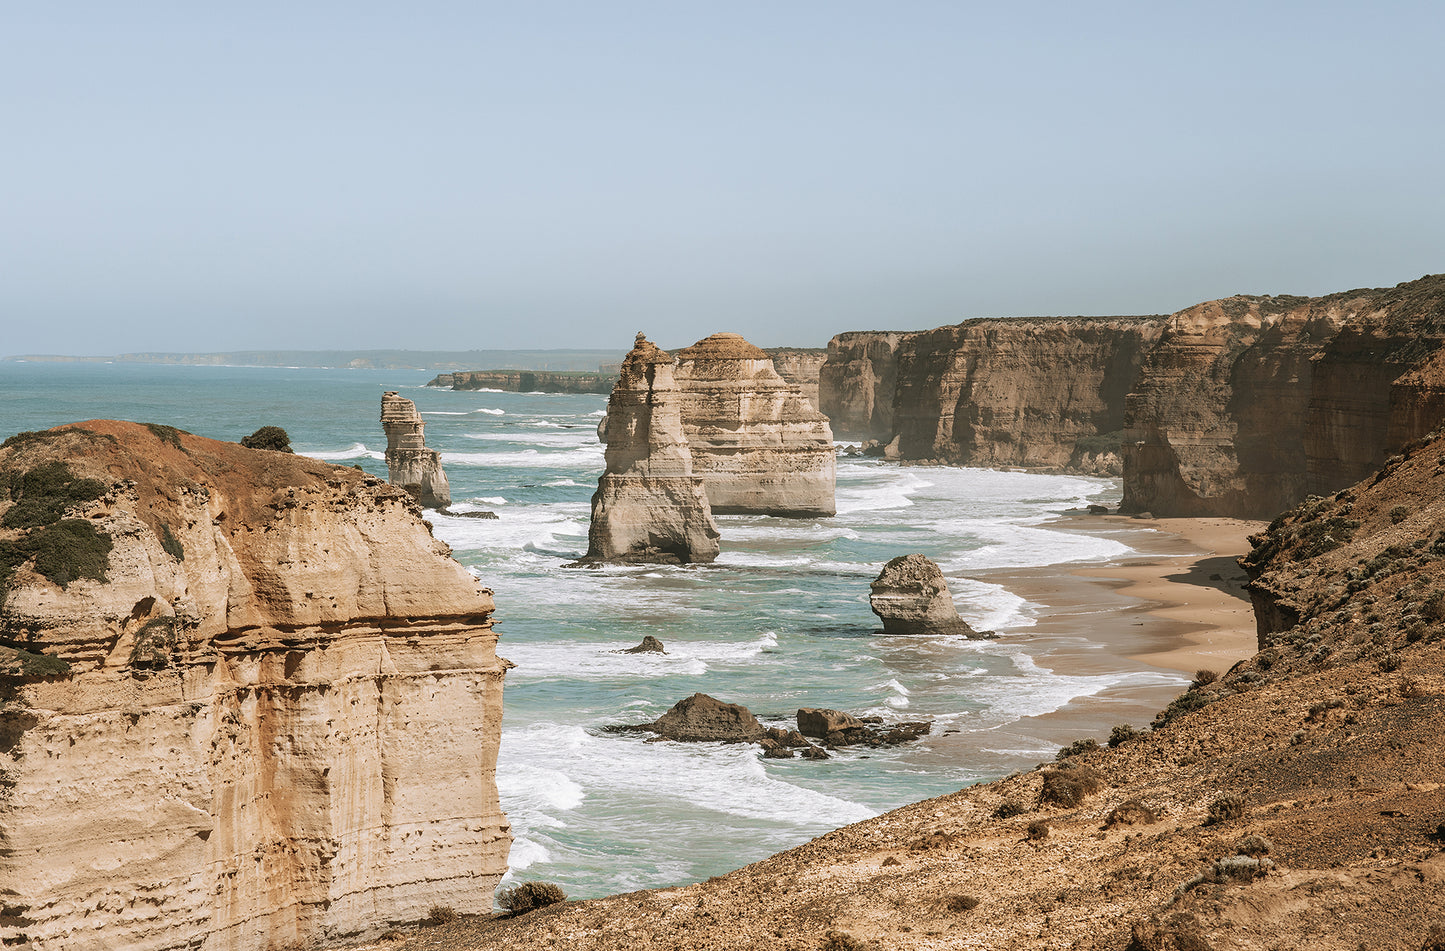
[0,361,1188,898]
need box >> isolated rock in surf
[0,421,510,951]
[584,333,720,564]
[673,332,836,517]
[869,553,979,635]
[644,693,766,742]
[381,390,451,508]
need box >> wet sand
[927,513,1266,768]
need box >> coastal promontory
[0,421,510,950]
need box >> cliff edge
[0,421,510,951]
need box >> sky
[3,1,1443,356]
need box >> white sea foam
[443,446,604,468]
[303,443,385,461]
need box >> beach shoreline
[927,512,1266,763]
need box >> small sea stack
[381,391,451,509]
[583,334,720,564]
[869,553,979,635]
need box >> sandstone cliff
[674,333,836,518]
[762,347,828,411]
[1122,275,1445,517]
[585,335,720,564]
[381,391,451,509]
[0,421,510,951]
[817,331,905,440]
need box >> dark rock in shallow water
[620,635,666,654]
[797,708,867,738]
[1087,504,1111,515]
[441,508,499,519]
[636,693,765,743]
[798,707,931,748]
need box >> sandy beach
[928,512,1267,764]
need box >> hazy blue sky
[3,2,1442,355]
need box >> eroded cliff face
[762,348,828,412]
[1122,276,1445,517]
[0,422,509,951]
[675,334,836,518]
[381,391,451,508]
[817,332,904,440]
[890,318,1164,472]
[586,335,720,564]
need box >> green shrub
[1153,690,1212,728]
[1,461,109,529]
[24,519,112,587]
[130,618,177,670]
[1039,766,1104,807]
[0,647,72,679]
[1056,737,1099,760]
[1108,724,1139,748]
[159,524,185,562]
[497,881,566,914]
[240,426,293,453]
[144,423,188,451]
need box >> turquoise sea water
[0,361,1183,897]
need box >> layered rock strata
[585,335,720,564]
[381,391,450,508]
[1122,275,1445,517]
[0,421,510,951]
[674,333,836,517]
[868,553,979,635]
[762,347,829,411]
[818,319,1163,474]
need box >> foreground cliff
[0,422,510,951]
[394,430,1445,950]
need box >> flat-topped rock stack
[674,333,836,517]
[584,334,720,564]
[381,390,450,508]
[0,421,510,951]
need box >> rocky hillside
[390,430,1445,950]
[0,422,511,951]
[818,275,1445,514]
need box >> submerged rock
[582,334,720,565]
[869,553,980,635]
[620,635,667,654]
[382,390,451,508]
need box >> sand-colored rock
[674,333,836,517]
[381,390,450,508]
[763,347,829,411]
[585,335,720,564]
[868,553,978,635]
[817,331,905,440]
[0,421,509,951]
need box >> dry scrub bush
[1027,818,1051,840]
[946,895,981,912]
[497,881,567,914]
[820,931,871,951]
[1179,855,1274,892]
[1235,835,1272,857]
[425,904,457,925]
[1202,794,1246,826]
[1039,766,1104,807]
[1128,912,1212,951]
[1191,669,1219,688]
[993,798,1028,819]
[1105,799,1159,828]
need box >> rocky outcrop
[637,693,766,743]
[1122,275,1445,517]
[0,421,510,951]
[674,333,836,517]
[763,347,829,411]
[584,335,720,564]
[432,370,616,394]
[381,391,450,508]
[868,554,979,635]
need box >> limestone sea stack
[674,332,837,517]
[381,390,451,508]
[585,334,720,564]
[0,421,510,951]
[869,553,979,635]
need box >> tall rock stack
[585,334,720,564]
[0,421,510,951]
[381,391,451,509]
[674,333,837,518]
